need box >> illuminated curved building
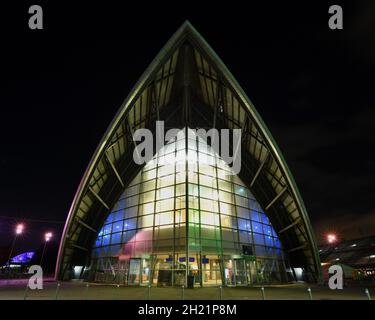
[56,22,321,286]
[11,252,35,265]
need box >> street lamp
[327,233,337,244]
[40,232,53,267]
[7,223,24,270]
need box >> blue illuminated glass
[95,237,102,247]
[111,232,122,245]
[274,238,281,248]
[263,225,272,236]
[265,235,274,247]
[113,220,123,232]
[103,224,112,235]
[106,214,114,224]
[251,221,262,232]
[124,218,136,230]
[102,235,110,246]
[11,251,35,264]
[261,213,270,224]
[249,199,261,211]
[251,210,261,222]
[253,232,264,245]
[238,218,251,231]
[112,211,124,222]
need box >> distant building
[11,251,35,264]
[0,251,35,274]
[319,236,375,281]
[56,21,321,287]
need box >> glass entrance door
[128,258,141,285]
[202,257,221,286]
[141,258,151,285]
[246,260,257,285]
[223,258,250,286]
[234,259,247,285]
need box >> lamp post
[40,232,52,267]
[7,224,24,271]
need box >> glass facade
[90,128,290,286]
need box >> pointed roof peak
[179,20,196,32]
[171,20,205,44]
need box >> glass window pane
[113,220,123,232]
[156,212,173,225]
[111,232,122,245]
[237,206,250,219]
[265,235,274,247]
[102,235,110,246]
[124,218,137,230]
[238,218,251,231]
[261,213,270,225]
[253,233,264,245]
[251,210,261,222]
[125,206,137,218]
[201,212,219,225]
[157,186,174,200]
[103,224,112,235]
[200,198,218,212]
[156,198,174,212]
[219,190,234,203]
[159,174,174,187]
[139,214,153,228]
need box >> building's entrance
[128,258,151,285]
[246,260,257,284]
[202,257,222,286]
[223,258,256,286]
[234,259,247,285]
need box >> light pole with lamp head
[7,223,24,272]
[40,232,52,268]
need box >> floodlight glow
[327,233,337,244]
[45,232,53,242]
[15,224,24,235]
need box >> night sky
[1,1,374,255]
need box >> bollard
[23,283,29,300]
[181,285,185,300]
[307,287,313,300]
[260,287,266,300]
[365,288,372,300]
[148,285,151,300]
[219,285,223,300]
[84,283,89,300]
[54,282,61,300]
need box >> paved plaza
[0,279,373,300]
